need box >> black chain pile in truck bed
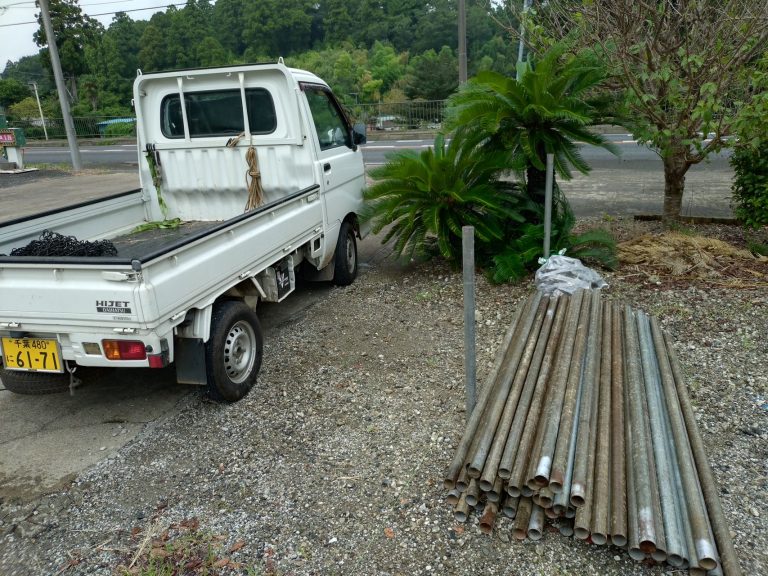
[0,230,118,257]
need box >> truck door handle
[323,162,331,172]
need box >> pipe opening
[591,532,607,545]
[610,534,627,548]
[574,527,590,540]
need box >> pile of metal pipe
[444,290,742,576]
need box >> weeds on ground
[114,516,260,576]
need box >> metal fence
[8,116,137,140]
[352,100,446,132]
[10,100,448,141]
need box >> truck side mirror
[352,123,367,146]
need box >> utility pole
[458,0,467,83]
[39,0,81,169]
[517,0,533,78]
[28,81,48,141]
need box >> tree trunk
[526,165,547,207]
[662,152,690,223]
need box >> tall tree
[213,0,246,56]
[0,79,31,107]
[242,0,316,57]
[34,0,103,101]
[404,47,459,101]
[528,0,768,222]
[1,55,55,95]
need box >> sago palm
[362,132,527,261]
[445,43,619,205]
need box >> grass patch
[115,517,258,576]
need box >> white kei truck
[0,60,367,401]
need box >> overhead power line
[0,2,187,27]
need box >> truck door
[302,85,365,246]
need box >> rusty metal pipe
[661,323,730,574]
[558,517,574,537]
[537,486,554,509]
[494,296,561,484]
[504,297,572,495]
[446,488,460,506]
[456,464,470,493]
[502,495,520,519]
[549,293,593,492]
[513,497,533,540]
[454,492,470,523]
[486,476,504,504]
[623,305,657,555]
[479,500,499,535]
[467,295,549,479]
[570,290,603,507]
[465,478,481,507]
[528,503,545,541]
[610,303,628,548]
[527,291,585,488]
[552,346,586,515]
[443,293,540,489]
[481,296,562,488]
[574,315,602,541]
[590,303,613,546]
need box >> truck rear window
[161,88,277,138]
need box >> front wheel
[333,221,358,286]
[205,300,263,402]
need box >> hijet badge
[96,299,132,314]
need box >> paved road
[18,134,733,170]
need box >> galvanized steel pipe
[467,295,549,479]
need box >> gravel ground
[0,219,766,575]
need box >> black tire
[333,220,358,286]
[0,368,70,395]
[205,300,263,402]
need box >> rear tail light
[102,340,147,361]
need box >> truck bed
[110,220,221,260]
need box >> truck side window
[160,88,277,138]
[304,88,350,151]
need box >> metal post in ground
[463,226,476,417]
[543,153,554,259]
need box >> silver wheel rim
[345,232,356,272]
[223,320,256,384]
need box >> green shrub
[104,121,136,137]
[363,132,528,262]
[731,142,768,228]
[486,186,617,283]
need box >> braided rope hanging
[227,132,264,212]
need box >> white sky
[0,0,190,73]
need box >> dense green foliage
[525,0,768,222]
[363,133,528,261]
[729,53,768,229]
[364,44,618,282]
[445,44,617,205]
[2,0,519,116]
[731,145,768,228]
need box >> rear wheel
[205,300,263,402]
[333,221,358,286]
[0,368,70,395]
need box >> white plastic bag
[535,253,607,296]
